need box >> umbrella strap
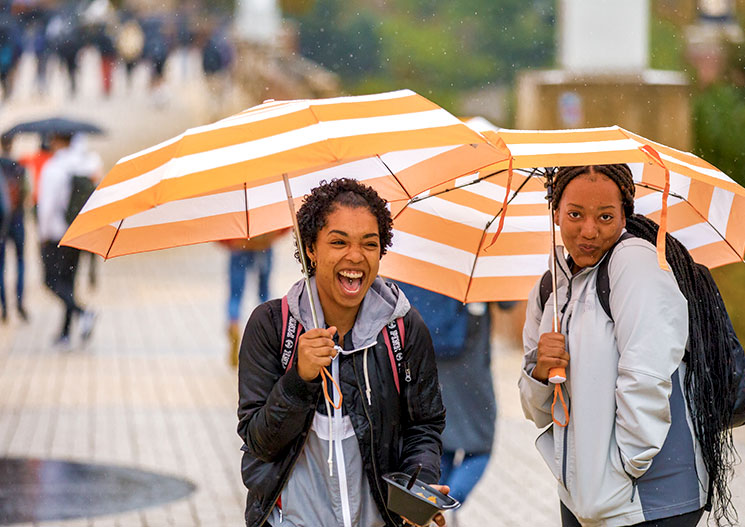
[552,384,569,428]
[321,365,343,410]
[656,166,671,271]
[485,156,513,250]
[639,145,671,272]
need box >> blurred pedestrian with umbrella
[37,132,96,349]
[519,164,736,526]
[0,134,28,322]
[238,178,449,527]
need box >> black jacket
[237,298,446,527]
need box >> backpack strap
[538,232,635,322]
[538,270,553,311]
[280,297,407,394]
[382,318,406,394]
[280,296,303,373]
[595,231,635,322]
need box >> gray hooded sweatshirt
[268,276,410,527]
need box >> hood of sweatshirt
[286,276,410,349]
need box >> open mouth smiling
[338,270,364,295]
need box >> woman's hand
[296,327,338,381]
[532,332,569,382]
[403,484,450,526]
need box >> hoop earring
[309,258,316,270]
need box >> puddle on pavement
[0,457,196,524]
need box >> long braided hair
[626,214,737,526]
[554,164,738,525]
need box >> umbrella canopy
[61,89,509,258]
[380,125,745,302]
[3,117,105,140]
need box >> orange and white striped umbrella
[61,90,509,258]
[380,125,745,302]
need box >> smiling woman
[236,178,449,527]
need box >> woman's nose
[346,244,364,261]
[580,220,598,238]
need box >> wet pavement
[0,458,195,525]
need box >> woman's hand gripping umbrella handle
[546,171,568,426]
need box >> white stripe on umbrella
[82,110,465,214]
[673,222,729,251]
[508,138,644,157]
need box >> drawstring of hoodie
[321,348,343,476]
[321,341,377,476]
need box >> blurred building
[517,0,691,151]
[231,0,339,105]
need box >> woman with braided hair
[519,163,735,526]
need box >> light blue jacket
[519,236,705,526]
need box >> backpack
[65,175,96,225]
[396,282,469,359]
[538,233,745,427]
[279,296,410,393]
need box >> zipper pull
[630,477,638,503]
[404,362,412,382]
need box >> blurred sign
[558,92,583,128]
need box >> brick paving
[2,48,745,527]
[4,232,745,527]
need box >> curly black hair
[294,178,394,276]
[553,164,635,218]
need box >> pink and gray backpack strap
[383,318,407,394]
[280,296,303,373]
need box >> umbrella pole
[546,169,565,384]
[282,173,320,329]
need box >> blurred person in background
[81,0,116,98]
[37,132,96,349]
[222,230,284,367]
[18,134,53,214]
[67,133,102,289]
[396,282,498,525]
[140,13,170,101]
[115,10,144,92]
[0,135,28,322]
[0,3,23,100]
[46,4,82,97]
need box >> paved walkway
[2,48,745,527]
[4,232,745,527]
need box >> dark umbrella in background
[2,117,105,140]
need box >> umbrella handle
[548,367,566,384]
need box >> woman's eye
[600,214,613,221]
[331,240,345,246]
[568,211,580,219]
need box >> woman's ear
[553,206,560,226]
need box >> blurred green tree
[287,0,555,109]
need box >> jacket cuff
[280,365,322,404]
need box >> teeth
[339,270,363,279]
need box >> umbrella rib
[462,169,539,301]
[376,155,410,200]
[104,219,125,260]
[243,182,249,238]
